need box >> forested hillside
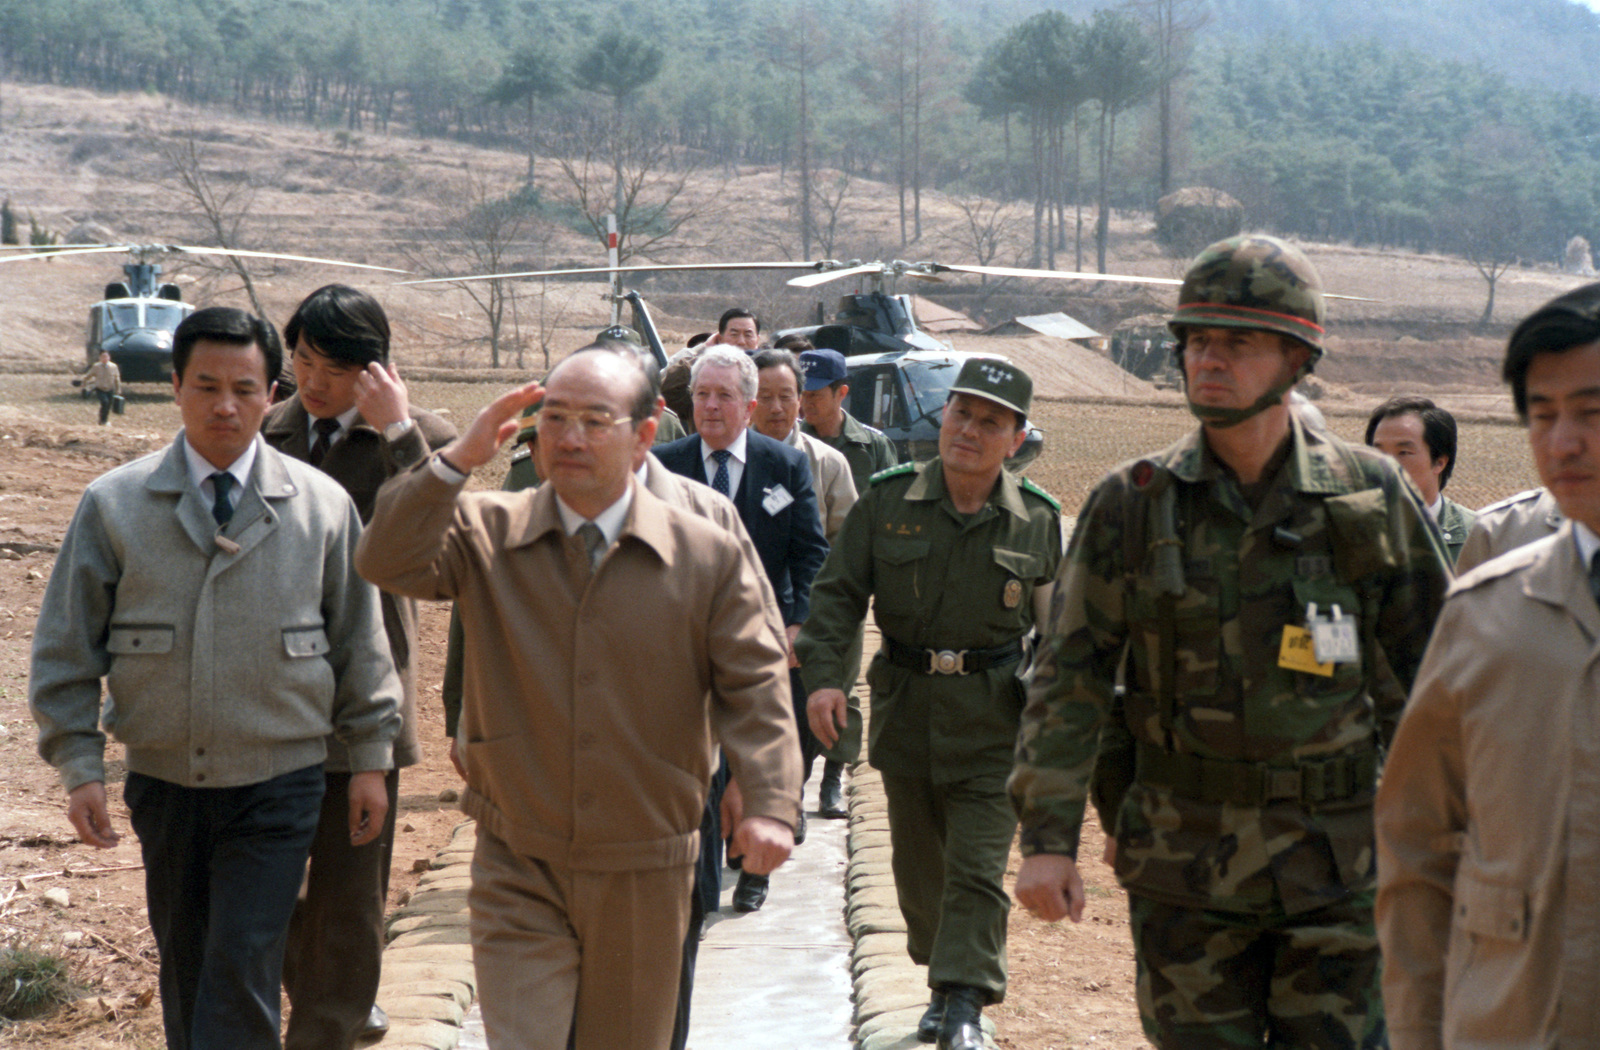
[1,0,1597,285]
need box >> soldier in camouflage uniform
[798,358,1061,1050]
[1010,234,1451,1049]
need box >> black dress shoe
[937,985,986,1050]
[794,810,808,845]
[916,989,946,1043]
[731,871,769,912]
[818,765,847,818]
[359,1003,389,1039]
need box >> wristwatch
[383,418,415,442]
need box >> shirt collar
[1574,520,1600,571]
[702,428,748,467]
[554,482,634,547]
[309,405,361,442]
[183,433,258,493]
[1426,494,1443,521]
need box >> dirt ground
[0,375,1542,1049]
[0,76,1558,1049]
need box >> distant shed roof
[910,295,984,333]
[1001,312,1101,341]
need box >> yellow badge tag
[1003,579,1022,609]
[1279,624,1334,677]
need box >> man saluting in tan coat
[356,349,800,1050]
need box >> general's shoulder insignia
[870,463,917,486]
[1019,477,1060,510]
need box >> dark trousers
[282,768,400,1050]
[95,388,114,424]
[791,667,821,786]
[126,765,325,1050]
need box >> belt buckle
[1264,767,1302,802]
[928,649,965,675]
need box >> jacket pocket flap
[106,626,175,655]
[1324,489,1397,582]
[1454,871,1530,941]
[992,547,1044,579]
[875,538,930,565]
[283,627,331,658]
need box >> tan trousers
[470,827,694,1050]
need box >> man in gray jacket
[29,306,401,1050]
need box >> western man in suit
[655,345,829,915]
[261,284,457,1048]
[1378,282,1600,1048]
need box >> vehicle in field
[0,243,407,383]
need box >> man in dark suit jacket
[656,344,828,918]
[261,284,456,1050]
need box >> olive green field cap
[1169,234,1326,355]
[595,324,644,346]
[948,357,1033,419]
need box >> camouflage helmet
[1169,234,1326,357]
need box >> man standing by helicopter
[83,349,122,425]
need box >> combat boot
[936,985,986,1050]
[915,988,946,1043]
[818,760,847,818]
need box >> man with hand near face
[261,284,456,1048]
[30,306,401,1050]
[356,351,799,1049]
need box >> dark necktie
[577,521,606,569]
[209,472,235,527]
[309,417,341,468]
[1590,549,1600,604]
[711,449,731,496]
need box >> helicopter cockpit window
[104,304,141,334]
[902,360,959,422]
[144,303,189,333]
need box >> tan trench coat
[356,460,801,871]
[1377,525,1600,1049]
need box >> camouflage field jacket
[1011,418,1450,915]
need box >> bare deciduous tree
[552,134,723,262]
[406,171,543,367]
[156,127,269,321]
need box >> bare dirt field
[0,78,1558,1049]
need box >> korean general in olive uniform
[797,359,1061,1050]
[1011,235,1451,1050]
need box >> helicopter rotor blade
[401,260,820,287]
[167,245,409,274]
[0,245,136,265]
[936,263,1377,301]
[787,263,886,289]
[936,263,1184,289]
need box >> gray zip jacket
[30,433,400,792]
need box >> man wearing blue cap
[797,348,899,816]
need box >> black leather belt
[1135,740,1378,806]
[882,635,1024,676]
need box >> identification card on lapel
[1306,602,1360,665]
[762,484,794,516]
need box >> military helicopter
[402,254,1189,470]
[0,243,407,382]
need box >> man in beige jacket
[356,350,800,1050]
[1378,282,1600,1049]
